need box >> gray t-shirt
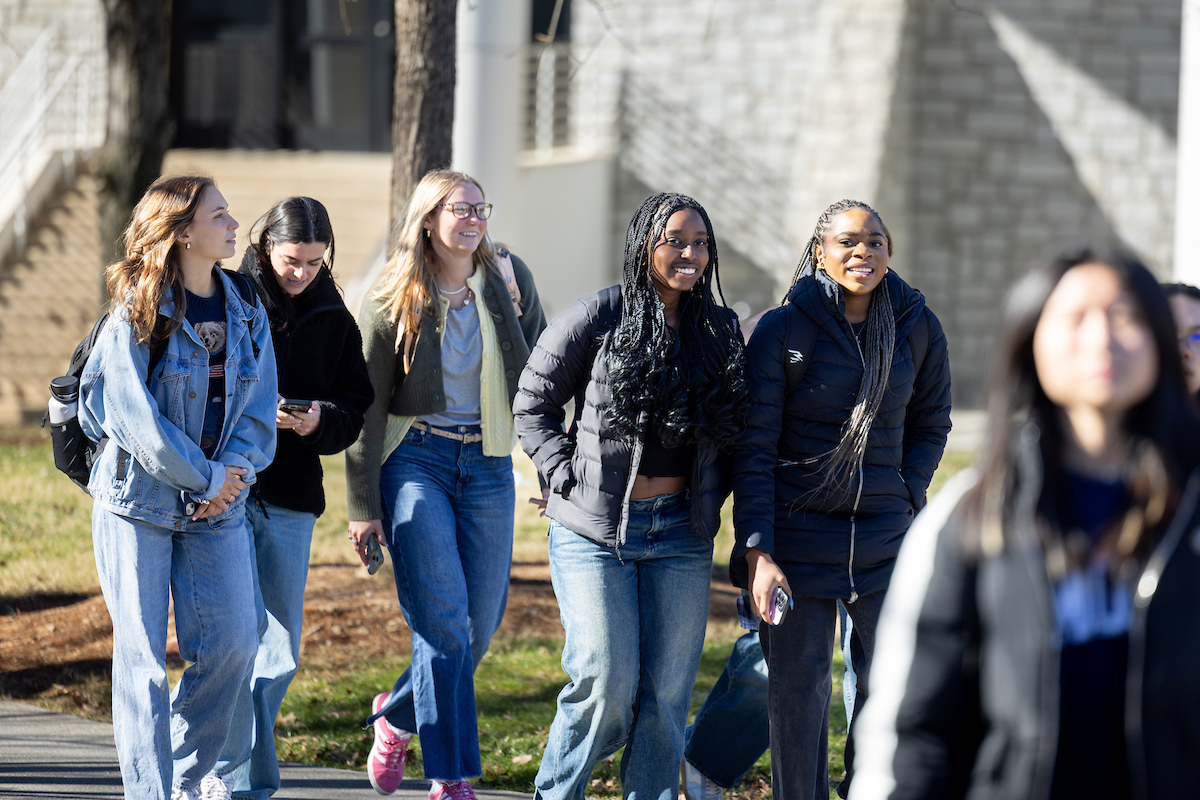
[420,303,483,428]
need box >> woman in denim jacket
[80,175,277,800]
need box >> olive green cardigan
[346,255,546,521]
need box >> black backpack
[45,271,259,493]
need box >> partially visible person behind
[1163,282,1200,398]
[346,169,546,800]
[516,192,747,800]
[852,243,1200,800]
[733,199,952,800]
[80,175,277,800]
[214,196,374,799]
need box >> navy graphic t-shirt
[185,285,226,458]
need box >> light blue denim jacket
[80,269,278,527]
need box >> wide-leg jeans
[92,505,258,800]
[216,499,316,799]
[534,491,713,800]
[368,425,515,781]
[760,589,885,800]
[684,603,859,788]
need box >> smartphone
[767,586,793,626]
[365,534,385,575]
[278,398,311,414]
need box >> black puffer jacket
[240,262,374,516]
[514,285,731,546]
[850,432,1200,800]
[732,266,952,598]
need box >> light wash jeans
[367,425,515,781]
[535,491,713,800]
[760,590,884,800]
[92,504,258,800]
[683,607,858,788]
[215,500,316,799]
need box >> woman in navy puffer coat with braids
[515,192,747,800]
[733,199,952,800]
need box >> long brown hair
[964,242,1200,574]
[105,175,216,342]
[371,169,499,370]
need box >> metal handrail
[0,30,52,148]
[0,30,92,259]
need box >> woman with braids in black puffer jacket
[733,199,952,800]
[514,193,747,800]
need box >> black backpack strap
[222,270,262,360]
[909,307,931,379]
[225,270,258,307]
[783,302,819,398]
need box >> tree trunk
[390,0,457,244]
[96,0,174,272]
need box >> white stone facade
[565,0,1182,404]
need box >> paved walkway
[0,700,530,800]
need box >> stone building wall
[569,0,1182,406]
[894,0,1181,403]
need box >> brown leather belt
[410,421,484,444]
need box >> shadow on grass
[0,592,94,615]
[0,658,111,698]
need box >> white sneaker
[681,758,723,800]
[198,774,235,800]
[170,787,201,800]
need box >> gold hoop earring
[425,228,431,239]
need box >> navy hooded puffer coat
[732,265,952,599]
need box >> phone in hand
[365,534,385,575]
[278,398,311,414]
[767,586,793,626]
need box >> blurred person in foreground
[851,243,1200,800]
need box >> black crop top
[638,424,694,478]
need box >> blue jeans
[535,491,714,800]
[683,606,858,788]
[760,590,884,800]
[368,426,515,781]
[216,500,316,799]
[92,505,258,800]
[684,631,769,788]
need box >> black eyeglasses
[441,202,493,220]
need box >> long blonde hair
[373,169,498,370]
[105,175,216,342]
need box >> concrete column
[1176,0,1200,282]
[453,0,528,236]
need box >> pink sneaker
[368,692,413,795]
[429,780,479,800]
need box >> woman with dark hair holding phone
[1163,282,1200,399]
[213,196,373,799]
[733,199,952,799]
[850,244,1200,799]
[346,169,546,800]
[79,175,277,800]
[514,192,747,800]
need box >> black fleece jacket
[238,258,374,516]
[732,266,952,598]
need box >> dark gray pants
[760,589,885,800]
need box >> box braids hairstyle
[789,198,897,501]
[604,192,747,449]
